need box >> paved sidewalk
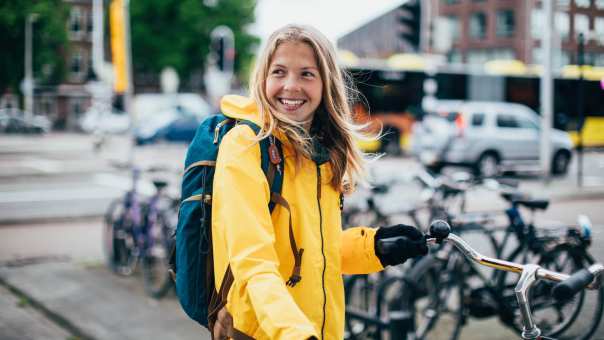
[0,261,209,340]
[0,285,72,340]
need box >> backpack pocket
[175,183,212,326]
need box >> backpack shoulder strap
[237,120,284,212]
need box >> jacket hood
[220,95,263,127]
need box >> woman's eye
[271,69,285,75]
[302,71,315,78]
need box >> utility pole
[577,33,585,187]
[24,13,39,120]
[92,0,104,77]
[539,0,553,179]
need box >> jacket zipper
[317,165,327,340]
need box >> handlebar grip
[376,236,407,255]
[552,268,595,301]
[429,220,450,240]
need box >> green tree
[130,0,259,90]
[0,0,68,93]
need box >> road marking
[0,187,120,203]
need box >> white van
[411,101,574,177]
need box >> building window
[556,12,570,41]
[448,16,460,42]
[574,14,590,36]
[575,0,591,8]
[531,9,544,39]
[595,17,604,45]
[470,12,487,39]
[70,50,83,79]
[442,0,459,4]
[86,10,93,34]
[597,0,604,9]
[69,8,81,35]
[70,98,84,118]
[558,0,571,9]
[496,10,515,37]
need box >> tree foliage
[130,0,259,89]
[0,0,68,93]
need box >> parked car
[410,101,574,177]
[78,107,131,134]
[0,109,51,134]
[133,93,214,145]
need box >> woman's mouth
[278,98,306,111]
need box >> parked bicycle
[343,169,602,340]
[103,166,179,298]
[345,220,604,340]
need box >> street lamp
[24,13,39,121]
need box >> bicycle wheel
[141,212,173,298]
[401,253,465,340]
[102,198,122,267]
[344,273,382,340]
[498,243,604,339]
[104,199,138,276]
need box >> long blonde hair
[249,24,371,192]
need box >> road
[0,133,183,223]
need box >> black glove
[374,224,428,267]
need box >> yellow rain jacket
[212,95,384,339]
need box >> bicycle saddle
[371,184,389,194]
[152,180,169,190]
[514,198,549,211]
[500,191,527,203]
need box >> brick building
[337,0,604,67]
[6,0,96,130]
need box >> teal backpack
[169,113,303,329]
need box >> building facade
[337,0,604,68]
[437,0,604,66]
[47,0,94,130]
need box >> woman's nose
[283,75,301,92]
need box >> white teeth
[280,99,304,106]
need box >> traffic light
[398,0,421,51]
[211,35,235,73]
[212,37,225,71]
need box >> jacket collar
[221,95,330,165]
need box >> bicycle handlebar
[376,220,603,292]
[552,265,603,300]
[426,220,603,291]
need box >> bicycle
[393,217,602,340]
[376,220,604,340]
[103,166,178,298]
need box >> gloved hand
[374,224,428,267]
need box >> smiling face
[265,41,323,129]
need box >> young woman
[210,24,427,340]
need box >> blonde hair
[249,24,371,192]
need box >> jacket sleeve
[212,125,318,339]
[341,226,384,275]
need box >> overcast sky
[251,0,403,45]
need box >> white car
[411,101,574,177]
[79,107,131,134]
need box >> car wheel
[552,150,570,175]
[475,152,500,178]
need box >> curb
[0,274,97,340]
[0,214,105,227]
